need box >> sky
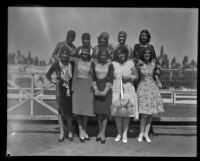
[8,7,198,64]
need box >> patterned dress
[137,62,164,114]
[112,60,138,118]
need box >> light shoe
[138,134,143,142]
[122,138,128,143]
[144,135,151,143]
[114,135,122,142]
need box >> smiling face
[60,50,70,62]
[140,32,148,44]
[118,33,126,45]
[98,50,108,64]
[82,38,90,47]
[117,50,126,63]
[99,37,108,46]
[80,48,90,60]
[143,49,151,62]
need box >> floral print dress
[137,62,164,114]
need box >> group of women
[46,29,164,144]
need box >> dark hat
[82,33,90,40]
[67,30,76,38]
[98,32,109,39]
[118,31,127,37]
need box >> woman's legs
[101,115,108,140]
[97,114,103,138]
[144,115,153,142]
[122,117,130,142]
[83,116,89,138]
[115,117,122,141]
[138,114,148,141]
[65,114,73,138]
[77,115,84,139]
[58,113,65,139]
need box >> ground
[7,120,196,156]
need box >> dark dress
[46,61,74,116]
[91,62,114,115]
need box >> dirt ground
[6,120,196,157]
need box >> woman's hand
[51,78,57,84]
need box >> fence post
[30,74,34,116]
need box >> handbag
[110,76,135,117]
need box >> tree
[188,59,197,69]
[16,50,21,64]
[182,56,189,69]
[160,45,164,57]
[34,56,39,66]
[27,51,33,64]
[171,56,176,69]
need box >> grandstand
[7,68,197,122]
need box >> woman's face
[118,33,126,45]
[144,50,151,61]
[99,37,107,46]
[82,38,90,47]
[60,51,70,62]
[81,49,90,59]
[140,32,148,43]
[98,52,107,63]
[118,51,126,62]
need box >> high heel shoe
[96,137,101,142]
[68,133,74,141]
[115,135,122,142]
[101,139,106,144]
[58,136,65,143]
[122,138,128,143]
[85,136,90,141]
[68,136,74,141]
[79,137,85,142]
[144,135,151,143]
[138,134,143,142]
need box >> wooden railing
[7,71,197,121]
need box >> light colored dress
[137,62,164,114]
[112,60,138,118]
[72,58,94,116]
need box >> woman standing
[91,48,114,144]
[46,46,74,142]
[137,48,164,143]
[112,46,139,143]
[133,29,161,137]
[71,33,94,142]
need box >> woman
[112,46,139,143]
[137,47,164,143]
[92,32,115,62]
[132,29,157,63]
[133,29,162,137]
[114,31,133,61]
[71,32,94,142]
[46,46,74,142]
[91,48,114,144]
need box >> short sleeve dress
[137,62,164,114]
[112,60,138,118]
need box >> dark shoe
[101,139,106,144]
[68,137,74,141]
[79,137,85,142]
[58,137,65,143]
[96,137,101,142]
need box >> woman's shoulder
[127,59,135,66]
[133,43,140,48]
